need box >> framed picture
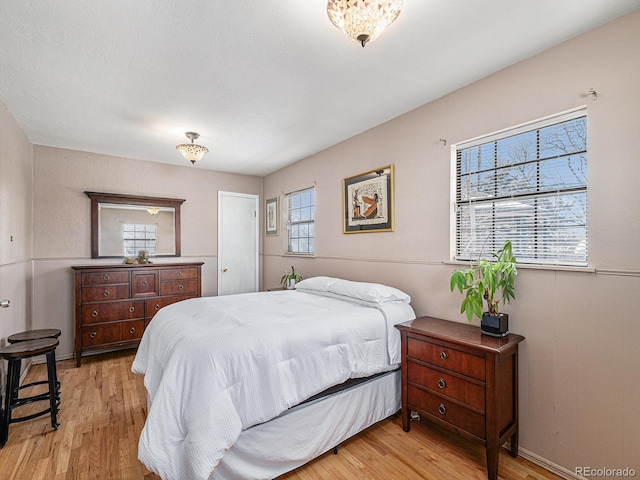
[265,197,279,236]
[343,165,394,234]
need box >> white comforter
[132,290,414,480]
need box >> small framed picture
[265,197,279,236]
[343,165,394,234]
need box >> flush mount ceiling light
[176,131,209,164]
[327,0,403,48]
[146,207,160,215]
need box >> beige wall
[0,101,33,346]
[263,10,640,478]
[32,146,262,360]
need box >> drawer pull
[437,378,446,389]
[129,306,135,313]
[91,310,98,317]
[178,284,184,290]
[155,304,160,310]
[142,281,148,287]
[103,290,110,297]
[89,332,97,339]
[438,404,447,415]
[129,327,136,334]
[440,351,448,360]
[177,271,182,277]
[103,274,110,281]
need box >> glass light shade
[327,0,403,47]
[146,207,161,215]
[175,143,209,164]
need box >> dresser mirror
[85,192,185,258]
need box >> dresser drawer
[408,361,485,410]
[81,320,144,347]
[81,284,130,303]
[408,385,485,439]
[160,267,198,281]
[80,300,145,325]
[132,271,158,297]
[146,295,195,319]
[160,280,198,296]
[407,337,485,381]
[81,271,129,286]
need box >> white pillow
[294,276,341,293]
[328,279,411,304]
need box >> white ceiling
[1,1,638,176]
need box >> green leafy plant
[280,265,303,289]
[449,240,517,321]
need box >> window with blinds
[286,187,315,254]
[454,109,587,266]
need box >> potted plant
[280,265,303,290]
[449,240,517,337]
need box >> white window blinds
[454,109,588,266]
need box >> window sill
[281,253,315,258]
[443,260,595,274]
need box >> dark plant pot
[481,313,509,337]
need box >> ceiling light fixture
[327,0,403,48]
[146,207,161,215]
[176,132,209,164]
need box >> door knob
[0,299,9,308]
[222,267,228,272]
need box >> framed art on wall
[265,197,279,235]
[343,165,394,234]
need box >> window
[286,187,315,254]
[454,109,587,266]
[123,224,157,256]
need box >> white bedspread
[132,290,415,480]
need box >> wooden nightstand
[395,316,524,480]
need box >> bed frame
[211,369,401,480]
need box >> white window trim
[284,186,315,256]
[450,106,588,266]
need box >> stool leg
[1,359,20,447]
[50,349,61,405]
[45,351,59,429]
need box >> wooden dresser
[395,316,524,480]
[72,262,203,366]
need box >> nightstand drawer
[407,336,485,381]
[81,300,145,325]
[408,361,485,410]
[408,385,485,439]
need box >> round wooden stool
[0,338,60,448]
[7,328,61,344]
[7,329,62,390]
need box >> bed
[132,277,415,480]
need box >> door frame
[217,191,260,295]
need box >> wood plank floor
[0,350,563,480]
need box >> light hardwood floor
[0,351,562,480]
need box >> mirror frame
[85,191,185,259]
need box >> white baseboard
[514,445,584,480]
